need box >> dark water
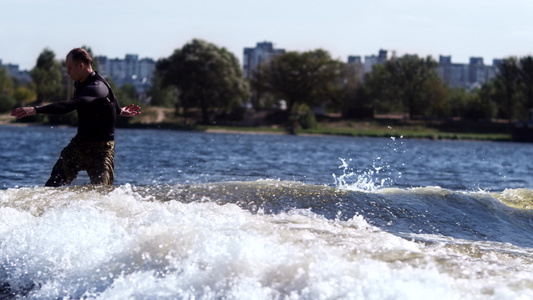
[2,125,532,190]
[1,125,533,299]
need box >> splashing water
[332,130,405,192]
[332,158,391,191]
[333,128,407,191]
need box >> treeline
[2,40,533,130]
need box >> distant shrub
[291,103,317,130]
[0,94,16,113]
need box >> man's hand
[10,107,36,119]
[120,104,142,117]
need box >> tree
[0,66,16,112]
[486,56,533,121]
[31,48,63,104]
[119,83,137,103]
[147,73,179,107]
[359,64,402,115]
[444,88,470,118]
[340,62,371,119]
[358,55,443,119]
[156,39,250,124]
[0,66,14,95]
[518,56,533,113]
[13,86,36,105]
[492,57,520,121]
[254,49,344,114]
[422,72,447,118]
[384,55,441,119]
[469,83,497,120]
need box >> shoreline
[0,109,516,142]
[0,121,514,143]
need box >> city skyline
[0,46,513,73]
[1,0,533,70]
[1,45,501,93]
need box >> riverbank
[0,107,515,142]
[127,107,515,141]
[198,124,512,141]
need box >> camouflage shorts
[45,137,115,187]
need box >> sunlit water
[1,125,533,299]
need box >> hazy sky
[2,0,533,70]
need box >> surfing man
[10,47,141,186]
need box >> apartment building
[363,49,388,73]
[346,50,500,90]
[243,42,285,79]
[95,54,156,94]
[0,60,31,84]
[438,55,499,89]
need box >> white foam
[0,185,532,299]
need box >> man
[11,47,141,186]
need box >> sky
[2,0,533,70]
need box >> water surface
[1,125,533,299]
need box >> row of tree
[251,51,533,123]
[153,40,533,127]
[2,40,533,128]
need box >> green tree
[120,83,137,102]
[469,83,497,120]
[0,94,16,113]
[13,86,36,105]
[31,48,63,104]
[445,85,496,120]
[254,49,344,114]
[422,73,447,118]
[384,55,440,119]
[147,73,179,107]
[156,39,250,124]
[492,57,520,121]
[444,88,470,118]
[290,103,317,131]
[0,66,16,112]
[0,65,14,94]
[340,62,371,119]
[518,56,533,112]
[358,55,443,119]
[248,65,276,109]
[358,64,402,115]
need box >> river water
[1,125,533,299]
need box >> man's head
[66,48,93,82]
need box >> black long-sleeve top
[36,72,122,142]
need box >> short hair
[68,48,93,66]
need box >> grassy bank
[1,107,515,142]
[196,124,511,141]
[124,107,514,141]
[298,124,512,141]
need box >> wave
[125,180,533,247]
[1,182,533,298]
[3,181,533,247]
